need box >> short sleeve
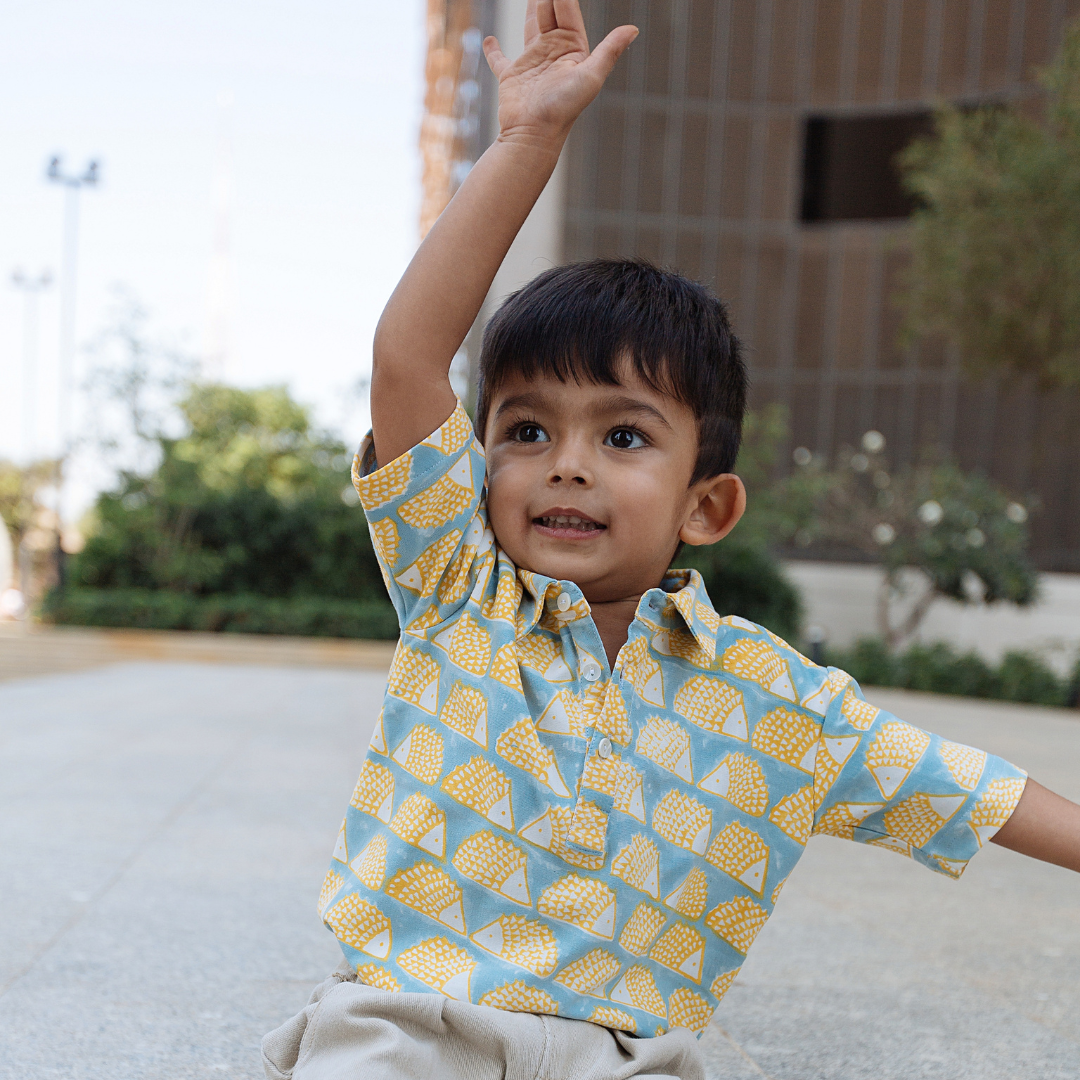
[810,671,1028,879]
[352,400,494,630]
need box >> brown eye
[606,428,645,449]
[515,423,549,443]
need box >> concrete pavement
[0,662,1077,1079]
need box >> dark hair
[476,258,747,484]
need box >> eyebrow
[493,391,674,431]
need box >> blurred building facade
[462,0,1080,571]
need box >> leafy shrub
[43,588,399,640]
[828,636,1074,707]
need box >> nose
[546,435,593,487]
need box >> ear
[679,474,746,547]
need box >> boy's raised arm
[991,778,1080,873]
[370,0,637,465]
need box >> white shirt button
[597,737,613,760]
[582,662,601,682]
[557,591,572,612]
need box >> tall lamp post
[11,268,52,463]
[46,155,99,586]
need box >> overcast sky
[0,0,426,500]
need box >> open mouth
[533,513,606,533]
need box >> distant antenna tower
[204,90,234,382]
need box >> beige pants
[262,963,705,1080]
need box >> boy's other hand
[484,0,638,146]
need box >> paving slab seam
[707,1024,779,1079]
[0,722,257,1002]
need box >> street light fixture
[46,154,100,584]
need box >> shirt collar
[514,565,719,658]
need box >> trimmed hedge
[827,636,1080,708]
[42,588,399,640]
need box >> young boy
[263,4,1080,1077]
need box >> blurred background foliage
[899,22,1080,386]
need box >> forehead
[484,368,694,430]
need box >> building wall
[564,0,1080,570]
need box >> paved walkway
[1,661,1077,1079]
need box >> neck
[589,595,643,668]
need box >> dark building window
[800,111,934,223]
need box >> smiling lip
[532,507,606,538]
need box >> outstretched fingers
[584,24,639,81]
[551,0,587,36]
[483,35,510,78]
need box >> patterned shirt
[318,400,1027,1038]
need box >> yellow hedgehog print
[709,967,740,1001]
[452,831,530,904]
[441,756,514,830]
[968,776,1027,847]
[350,760,395,824]
[470,914,559,977]
[814,801,884,840]
[368,709,387,755]
[369,517,400,569]
[667,988,713,1033]
[384,861,466,933]
[478,981,559,1015]
[419,403,474,455]
[432,613,492,677]
[865,722,932,798]
[705,821,770,897]
[769,785,816,846]
[355,965,401,993]
[517,633,572,683]
[588,1006,636,1032]
[939,741,987,791]
[496,718,571,797]
[618,903,667,955]
[553,948,621,997]
[841,686,879,731]
[396,937,476,1001]
[635,716,693,783]
[650,627,710,669]
[356,451,410,508]
[393,531,462,598]
[721,638,795,702]
[332,820,348,864]
[391,725,444,785]
[517,805,607,871]
[566,799,609,853]
[482,570,522,624]
[389,792,447,858]
[349,835,388,889]
[663,867,710,920]
[704,896,769,955]
[610,834,661,899]
[698,752,769,816]
[318,869,344,918]
[403,604,440,640]
[650,921,706,982]
[883,792,966,849]
[439,681,488,748]
[675,676,748,740]
[397,455,473,529]
[386,645,441,715]
[813,735,859,806]
[536,689,589,737]
[751,706,820,773]
[324,894,392,959]
[580,753,646,821]
[593,679,633,746]
[652,790,712,855]
[489,643,524,694]
[538,875,618,939]
[610,966,667,1018]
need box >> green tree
[784,431,1037,650]
[71,383,387,602]
[899,22,1080,385]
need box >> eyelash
[502,418,652,447]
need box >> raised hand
[483,0,638,144]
